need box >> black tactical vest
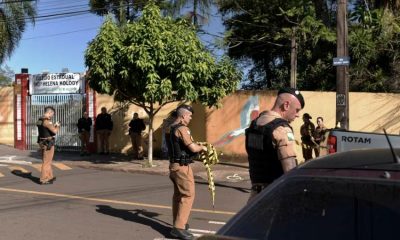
[168,123,197,160]
[36,118,55,142]
[245,117,292,183]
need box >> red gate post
[14,72,30,150]
[85,78,97,153]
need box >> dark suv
[200,148,400,240]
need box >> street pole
[336,0,349,130]
[290,27,297,89]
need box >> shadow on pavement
[95,205,173,238]
[11,169,41,184]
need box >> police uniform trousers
[169,163,195,229]
[130,132,143,159]
[96,129,110,153]
[248,183,270,203]
[40,145,54,183]
[302,143,313,161]
[80,131,90,153]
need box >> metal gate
[26,94,85,151]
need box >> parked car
[324,128,400,154]
[199,148,400,240]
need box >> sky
[4,0,225,75]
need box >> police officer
[128,112,146,160]
[245,88,304,202]
[95,107,113,154]
[77,111,92,156]
[300,113,316,161]
[36,106,60,185]
[167,105,206,240]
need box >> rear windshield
[223,177,400,240]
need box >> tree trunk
[290,27,297,89]
[193,0,198,26]
[144,105,155,167]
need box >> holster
[170,156,194,166]
[39,138,55,151]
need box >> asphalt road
[0,164,250,240]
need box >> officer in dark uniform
[36,106,60,185]
[167,105,206,240]
[95,107,113,154]
[77,111,92,156]
[300,113,316,160]
[245,88,305,202]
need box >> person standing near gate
[77,111,92,156]
[95,107,113,155]
[167,105,207,240]
[36,106,60,185]
[128,112,146,160]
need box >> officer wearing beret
[167,104,207,240]
[245,88,304,202]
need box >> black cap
[303,113,312,119]
[177,104,194,114]
[278,87,305,108]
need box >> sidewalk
[0,144,250,183]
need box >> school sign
[29,73,84,94]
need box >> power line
[0,0,36,4]
[22,27,99,40]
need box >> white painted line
[193,233,202,237]
[153,238,179,240]
[189,229,216,234]
[0,164,9,167]
[0,156,32,165]
[208,220,226,225]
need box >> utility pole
[335,0,349,130]
[290,27,297,88]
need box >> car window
[222,177,400,240]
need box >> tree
[217,0,336,90]
[0,0,36,64]
[349,5,400,92]
[168,0,213,27]
[85,2,241,166]
[0,65,14,86]
[89,0,168,25]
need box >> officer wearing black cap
[167,104,207,240]
[245,87,304,202]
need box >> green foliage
[217,0,336,90]
[0,1,36,64]
[349,7,400,92]
[88,0,168,24]
[217,0,400,92]
[0,65,14,86]
[85,2,241,108]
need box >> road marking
[52,163,72,170]
[208,220,225,225]
[0,157,32,165]
[0,187,236,215]
[8,166,31,174]
[189,229,216,234]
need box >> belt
[39,137,55,140]
[169,159,194,164]
[251,183,270,193]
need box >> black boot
[170,227,194,240]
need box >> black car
[200,148,400,240]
